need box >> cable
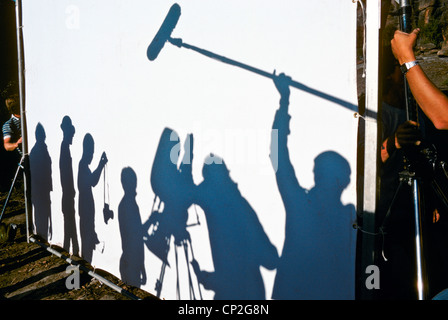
[353,222,389,262]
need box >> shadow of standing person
[191,155,279,300]
[118,167,147,288]
[59,116,79,256]
[29,123,53,241]
[270,72,357,300]
[77,133,108,262]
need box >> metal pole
[398,0,427,300]
[359,0,381,300]
[412,179,425,300]
[398,0,418,122]
[14,0,32,242]
[29,236,141,300]
[170,38,359,113]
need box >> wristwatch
[400,60,419,75]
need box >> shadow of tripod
[144,198,202,300]
[144,128,202,300]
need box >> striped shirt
[2,115,21,142]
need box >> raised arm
[391,29,448,130]
[271,72,304,201]
[90,151,108,187]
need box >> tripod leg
[174,244,181,300]
[186,239,203,300]
[155,261,167,297]
[0,157,24,222]
[381,180,407,233]
[183,240,197,300]
[412,179,426,300]
[155,237,171,298]
[430,179,448,212]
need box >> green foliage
[418,6,448,47]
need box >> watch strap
[400,60,419,75]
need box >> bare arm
[90,152,108,187]
[391,29,448,130]
[3,136,22,151]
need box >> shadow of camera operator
[146,127,278,299]
[118,167,147,288]
[29,123,53,241]
[148,128,196,246]
[191,155,279,300]
[143,128,197,298]
[270,72,357,300]
[77,133,108,263]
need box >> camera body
[103,203,114,224]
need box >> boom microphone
[146,3,359,114]
[147,3,181,61]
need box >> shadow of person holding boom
[270,72,357,300]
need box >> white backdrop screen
[22,0,359,300]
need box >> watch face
[400,64,408,74]
[400,61,418,74]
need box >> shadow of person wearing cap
[59,116,80,256]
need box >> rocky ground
[357,49,448,99]
[418,53,448,92]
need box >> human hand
[433,208,440,223]
[191,259,200,273]
[395,121,422,149]
[16,137,22,150]
[100,152,108,166]
[273,70,291,97]
[391,28,420,65]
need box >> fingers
[391,28,420,64]
[411,28,420,35]
[395,121,422,148]
[393,28,420,38]
[409,28,420,42]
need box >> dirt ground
[0,178,158,300]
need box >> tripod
[154,232,202,300]
[0,153,25,243]
[381,145,448,300]
[379,0,448,300]
[145,196,203,300]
